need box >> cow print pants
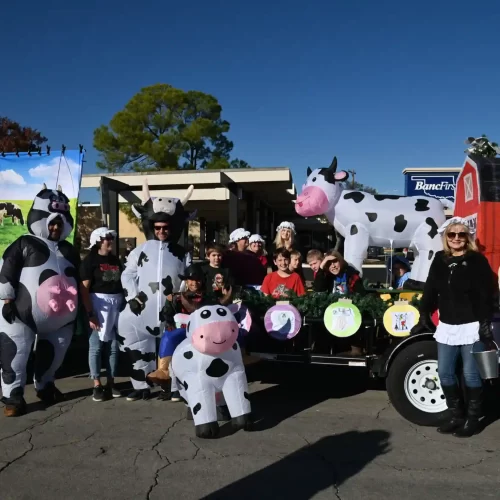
[0,316,73,400]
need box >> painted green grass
[0,199,78,256]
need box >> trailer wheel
[386,340,448,426]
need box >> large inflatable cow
[170,304,252,439]
[118,179,194,400]
[0,184,79,416]
[295,157,447,288]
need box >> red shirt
[261,271,306,298]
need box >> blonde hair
[306,249,323,263]
[290,249,302,260]
[274,230,294,249]
[442,223,478,255]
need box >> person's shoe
[157,389,170,401]
[437,384,464,434]
[36,382,65,404]
[105,386,122,399]
[170,391,181,402]
[126,389,151,401]
[92,385,105,402]
[3,398,27,417]
[453,387,483,438]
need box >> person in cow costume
[0,184,79,416]
[170,304,252,438]
[118,179,194,401]
[295,156,447,289]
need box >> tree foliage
[93,84,235,172]
[352,181,377,195]
[0,117,48,152]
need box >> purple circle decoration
[264,304,302,340]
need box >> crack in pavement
[0,397,87,444]
[145,416,186,500]
[375,402,391,420]
[0,430,34,475]
[379,457,486,473]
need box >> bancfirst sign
[405,172,460,201]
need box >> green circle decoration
[323,301,362,338]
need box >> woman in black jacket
[411,217,497,438]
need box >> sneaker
[105,386,122,399]
[36,382,65,404]
[170,391,181,402]
[126,389,151,401]
[157,389,170,401]
[93,386,105,402]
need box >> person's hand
[89,313,100,331]
[129,298,143,316]
[223,285,232,297]
[166,294,173,302]
[479,320,496,350]
[2,301,17,324]
[320,256,334,269]
[410,313,436,335]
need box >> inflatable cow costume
[118,179,194,400]
[0,185,79,416]
[171,304,252,439]
[295,156,447,288]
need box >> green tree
[352,181,377,194]
[0,117,47,152]
[93,84,233,172]
[230,158,251,169]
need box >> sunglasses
[154,225,170,232]
[447,231,467,239]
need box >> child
[248,234,269,268]
[289,249,306,284]
[261,248,306,298]
[306,249,324,278]
[202,244,233,304]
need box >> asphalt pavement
[0,364,499,500]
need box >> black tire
[386,340,449,427]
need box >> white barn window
[464,173,474,202]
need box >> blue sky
[0,150,83,200]
[1,0,499,204]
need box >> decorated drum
[264,304,302,340]
[232,303,253,336]
[323,301,362,337]
[383,303,420,337]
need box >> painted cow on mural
[294,157,447,287]
[170,304,252,439]
[0,202,24,226]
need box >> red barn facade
[454,155,500,275]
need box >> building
[78,168,335,260]
[403,167,462,216]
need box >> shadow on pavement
[201,430,391,499]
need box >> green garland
[239,289,422,320]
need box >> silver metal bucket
[471,341,500,380]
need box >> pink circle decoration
[264,304,302,340]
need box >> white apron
[91,293,124,342]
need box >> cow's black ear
[307,166,312,177]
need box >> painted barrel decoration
[264,304,302,340]
[383,303,420,337]
[323,301,362,338]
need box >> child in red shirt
[261,248,306,298]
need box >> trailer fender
[374,333,435,378]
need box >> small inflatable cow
[170,304,252,439]
[295,156,447,288]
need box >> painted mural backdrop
[0,150,84,255]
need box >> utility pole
[347,169,356,189]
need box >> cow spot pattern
[343,192,365,203]
[206,358,230,378]
[184,351,193,359]
[415,199,430,212]
[394,215,408,233]
[365,212,378,222]
[193,403,202,415]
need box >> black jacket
[313,265,366,295]
[419,250,496,324]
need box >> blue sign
[405,172,459,201]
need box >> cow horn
[307,166,312,177]
[180,185,194,206]
[328,156,338,172]
[142,178,151,203]
[42,182,47,190]
[57,184,62,192]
